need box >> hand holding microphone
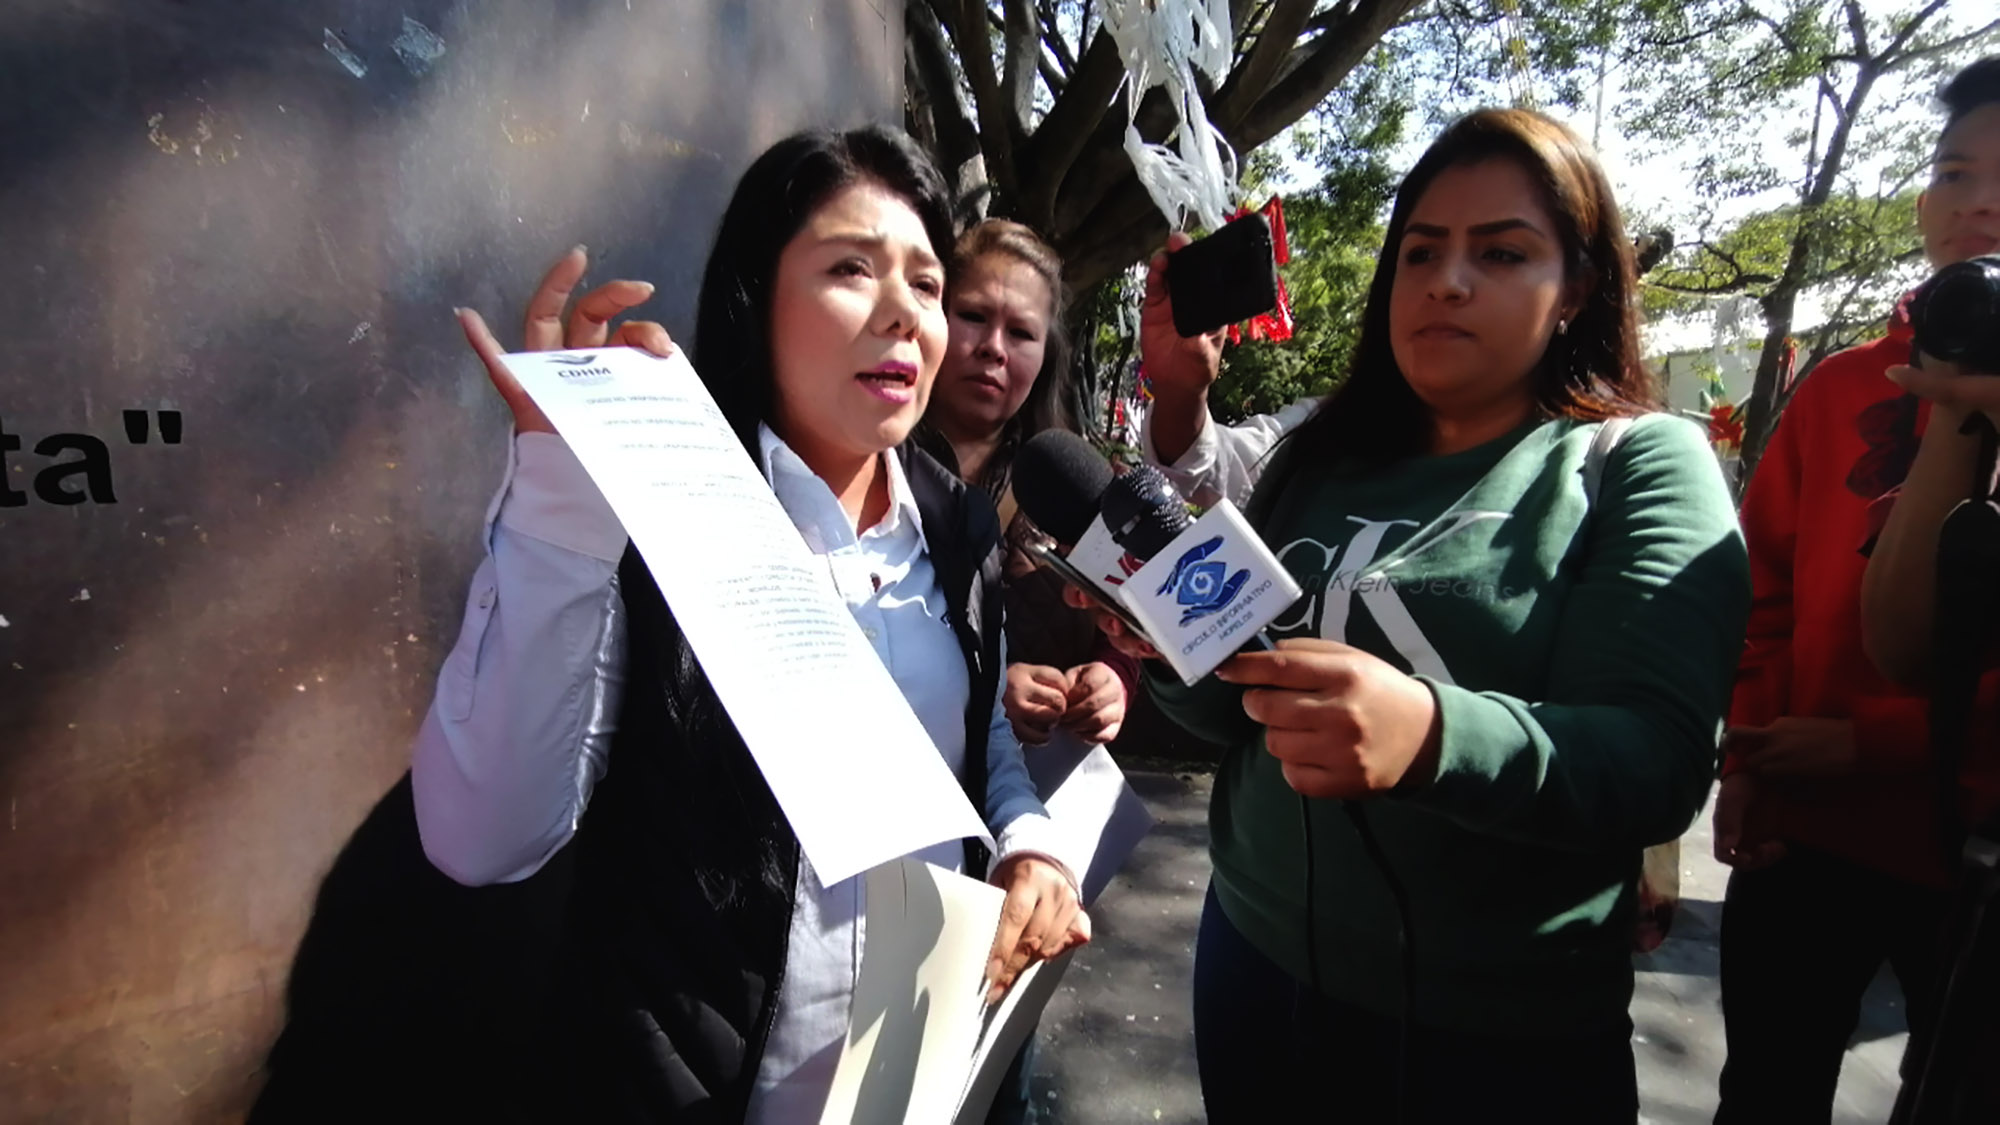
[1013,431,1301,684]
[1016,430,1445,799]
[1216,639,1443,800]
[1887,353,2000,424]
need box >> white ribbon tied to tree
[1099,0,1239,231]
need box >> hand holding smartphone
[1025,540,1157,646]
[1163,212,1280,339]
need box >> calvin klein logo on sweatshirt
[1269,511,1514,686]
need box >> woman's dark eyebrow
[819,230,944,272]
[1403,217,1547,239]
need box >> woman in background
[921,218,1136,752]
[920,217,1135,1125]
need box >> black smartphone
[1023,540,1158,646]
[1165,212,1279,338]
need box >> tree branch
[906,0,980,178]
[1879,0,1953,61]
[1038,52,1067,98]
[1795,243,1925,291]
[1213,0,1319,130]
[1000,0,1041,132]
[1886,17,2000,71]
[1059,176,1173,290]
[1306,1,1358,36]
[1817,74,1848,131]
[1019,26,1127,232]
[1842,0,1872,60]
[1037,0,1076,76]
[947,0,1025,207]
[1235,0,1279,68]
[1695,239,1751,277]
[1228,0,1425,153]
[1648,277,1778,296]
[1625,10,1758,55]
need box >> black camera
[1910,255,2000,374]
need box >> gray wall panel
[0,1,901,1117]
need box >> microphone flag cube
[1119,500,1303,686]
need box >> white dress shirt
[1140,395,1319,507]
[410,426,1071,1123]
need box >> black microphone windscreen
[1012,430,1114,544]
[1101,464,1193,561]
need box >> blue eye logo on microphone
[1158,536,1249,625]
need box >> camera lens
[1913,257,2000,367]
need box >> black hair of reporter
[1132,107,1749,1124]
[646,125,961,895]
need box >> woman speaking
[413,125,1086,1122]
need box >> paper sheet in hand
[502,347,990,885]
[822,735,1154,1125]
[819,859,1005,1125]
[952,734,1154,1122]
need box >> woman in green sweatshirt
[1109,109,1751,1121]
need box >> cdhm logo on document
[551,352,614,386]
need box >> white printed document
[821,730,1155,1125]
[501,346,991,886]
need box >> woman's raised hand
[456,245,676,435]
[1139,232,1226,399]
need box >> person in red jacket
[1714,57,2000,1123]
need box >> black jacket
[249,444,1006,1124]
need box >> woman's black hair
[1263,108,1656,485]
[691,124,957,455]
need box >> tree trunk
[905,1,986,213]
[1737,282,1800,493]
[1733,54,1882,494]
